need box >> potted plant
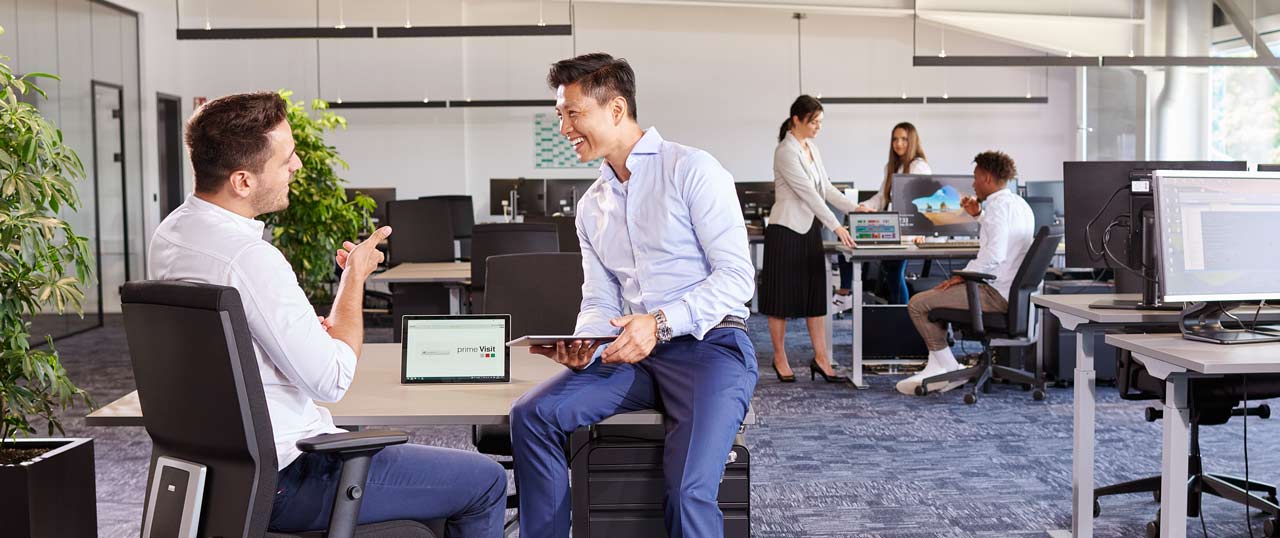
[0,34,98,538]
[262,90,375,308]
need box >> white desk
[370,262,471,314]
[1034,294,1187,538]
[1105,334,1280,538]
[87,344,755,428]
[828,243,979,389]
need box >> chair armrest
[962,279,986,336]
[954,270,996,282]
[297,430,408,455]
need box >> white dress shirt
[149,195,355,470]
[769,132,859,234]
[962,189,1036,300]
[862,158,932,212]
[574,127,754,340]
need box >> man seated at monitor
[149,92,506,535]
[898,151,1035,396]
[510,54,758,538]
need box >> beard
[252,183,290,215]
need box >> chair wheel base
[964,393,978,405]
[1032,389,1046,401]
[915,385,927,396]
[1146,521,1159,538]
[1093,499,1101,518]
[1265,517,1280,537]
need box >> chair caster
[1265,516,1280,537]
[1261,404,1272,420]
[915,385,927,396]
[1145,521,1159,538]
[964,393,978,405]
[1093,499,1101,518]
[1032,389,1046,401]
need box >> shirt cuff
[655,300,696,339]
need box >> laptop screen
[850,213,900,243]
[401,315,511,383]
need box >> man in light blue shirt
[510,53,759,538]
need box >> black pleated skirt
[759,219,827,319]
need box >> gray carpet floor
[37,314,1280,537]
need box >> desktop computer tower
[1040,280,1117,383]
[570,424,750,537]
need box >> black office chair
[421,195,475,260]
[387,199,457,342]
[346,187,397,226]
[916,225,1063,404]
[468,223,560,313]
[523,215,581,253]
[476,253,585,536]
[120,280,438,538]
[1094,351,1280,537]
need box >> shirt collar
[985,188,1013,203]
[599,127,663,184]
[186,194,268,237]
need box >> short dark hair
[185,92,288,194]
[974,150,1017,183]
[546,53,638,120]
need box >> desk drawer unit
[570,425,750,537]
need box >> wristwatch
[653,310,673,344]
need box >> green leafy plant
[262,90,375,303]
[0,37,94,447]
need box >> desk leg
[851,261,866,389]
[1159,374,1190,538]
[824,253,834,366]
[1071,328,1097,538]
[449,286,462,315]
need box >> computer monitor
[345,187,396,224]
[1024,196,1057,230]
[735,182,775,223]
[1063,161,1247,270]
[489,178,547,218]
[1259,164,1280,172]
[890,174,981,237]
[1024,180,1064,217]
[545,179,596,216]
[1154,170,1280,343]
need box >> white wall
[17,0,1079,251]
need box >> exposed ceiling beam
[1215,0,1280,84]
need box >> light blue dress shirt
[573,127,754,341]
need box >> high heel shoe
[771,363,796,383]
[809,359,850,383]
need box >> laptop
[849,212,908,249]
[401,315,511,383]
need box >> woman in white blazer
[843,122,932,305]
[759,95,856,384]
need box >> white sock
[930,348,960,371]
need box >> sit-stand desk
[825,243,978,389]
[370,262,471,314]
[1104,334,1280,538]
[1034,294,1280,538]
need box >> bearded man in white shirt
[149,92,506,535]
[898,150,1035,396]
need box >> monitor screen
[1024,180,1064,216]
[1155,171,1280,303]
[850,213,900,243]
[401,315,511,383]
[890,174,980,237]
[1062,161,1247,269]
[545,179,596,216]
[489,179,547,217]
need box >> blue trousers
[269,443,508,537]
[510,328,758,538]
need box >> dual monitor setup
[490,178,596,218]
[1062,161,1280,345]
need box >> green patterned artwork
[535,113,603,169]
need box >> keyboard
[916,240,980,249]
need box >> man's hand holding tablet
[528,339,604,370]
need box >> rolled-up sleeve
[655,151,755,339]
[230,244,356,403]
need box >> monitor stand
[1181,302,1280,345]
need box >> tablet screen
[401,315,511,383]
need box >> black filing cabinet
[570,425,750,537]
